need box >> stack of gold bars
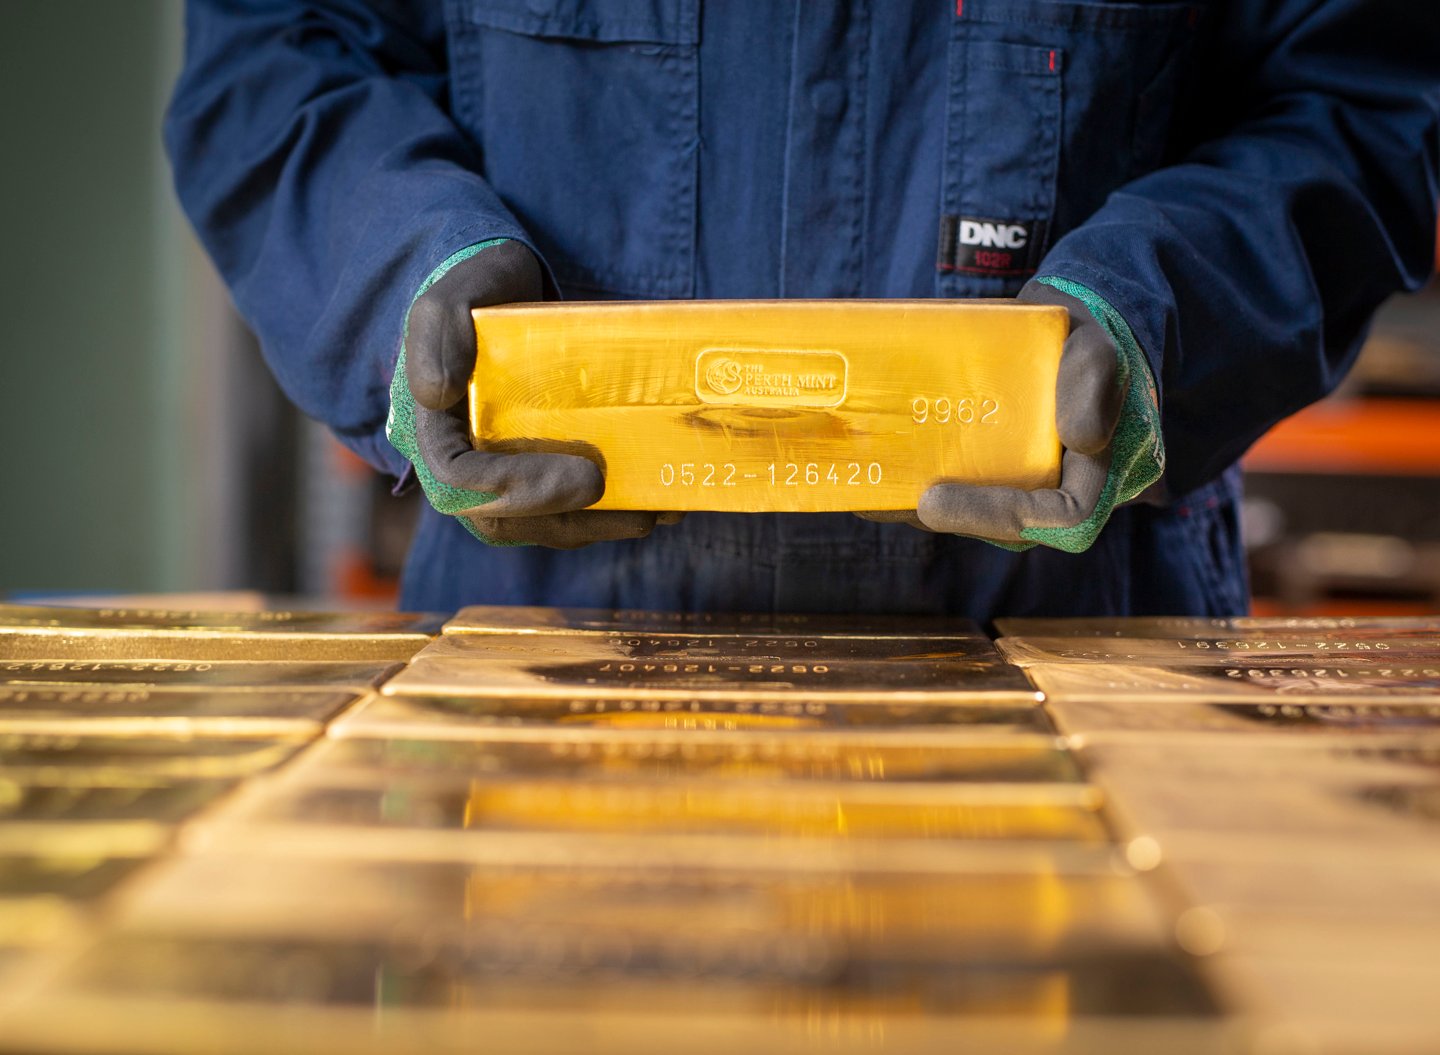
[0,603,1437,1053]
[997,615,1440,1054]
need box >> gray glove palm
[388,239,676,548]
[863,278,1164,551]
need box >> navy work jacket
[167,1,1439,617]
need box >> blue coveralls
[166,1,1440,617]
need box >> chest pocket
[444,0,699,298]
[937,0,1202,298]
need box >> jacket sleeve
[1038,0,1440,496]
[164,0,538,475]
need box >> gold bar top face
[468,300,1067,512]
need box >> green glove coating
[385,238,517,543]
[1024,276,1165,553]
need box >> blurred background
[1,1,1437,613]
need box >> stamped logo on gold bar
[695,349,848,408]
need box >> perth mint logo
[695,349,848,408]
[703,357,745,396]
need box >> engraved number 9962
[911,397,999,425]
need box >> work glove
[386,239,679,548]
[863,277,1164,552]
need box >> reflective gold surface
[999,636,1440,664]
[17,604,1440,1053]
[0,780,235,823]
[238,779,1108,841]
[0,686,359,736]
[997,615,1440,636]
[291,734,1084,784]
[0,734,306,781]
[383,635,1039,701]
[1046,698,1440,738]
[333,692,1056,738]
[0,659,402,691]
[1023,662,1440,702]
[0,604,445,636]
[468,300,1066,511]
[118,855,1167,955]
[0,633,427,663]
[446,606,987,639]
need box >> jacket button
[809,81,846,119]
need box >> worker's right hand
[386,239,677,548]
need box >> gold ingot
[119,854,1167,962]
[445,605,986,639]
[1025,662,1440,703]
[332,692,1055,738]
[1046,697,1440,739]
[0,686,358,737]
[0,659,401,692]
[381,634,1039,702]
[250,780,1107,841]
[468,300,1066,512]
[998,636,1440,665]
[298,734,1084,784]
[0,604,444,636]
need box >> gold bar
[1026,662,1440,702]
[292,734,1084,784]
[0,659,402,692]
[0,633,427,663]
[468,300,1066,512]
[332,692,1055,738]
[0,686,359,736]
[999,636,1440,665]
[445,606,986,639]
[120,855,1168,958]
[54,933,1214,1019]
[241,779,1108,841]
[0,855,149,902]
[997,615,1440,639]
[0,779,236,823]
[0,733,306,781]
[382,635,1039,701]
[1045,697,1440,739]
[0,604,444,636]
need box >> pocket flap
[447,0,697,44]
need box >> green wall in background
[0,0,201,594]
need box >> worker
[166,1,1440,617]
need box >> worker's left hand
[860,278,1164,552]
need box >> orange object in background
[1243,397,1440,476]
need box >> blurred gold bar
[999,636,1440,665]
[332,692,1054,738]
[997,615,1440,639]
[1025,662,1440,702]
[0,659,401,692]
[292,734,1084,784]
[445,606,986,639]
[0,604,444,636]
[244,779,1107,841]
[0,780,236,823]
[0,633,426,663]
[120,855,1168,960]
[382,635,1038,701]
[52,933,1216,1021]
[0,686,358,736]
[1045,697,1440,739]
[468,300,1066,512]
[0,734,306,781]
[0,855,150,902]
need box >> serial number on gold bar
[469,300,1066,512]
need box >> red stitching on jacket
[956,0,963,18]
[1048,49,1056,72]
